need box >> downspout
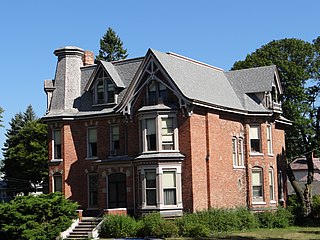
[205,113,211,208]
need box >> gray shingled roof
[100,61,125,88]
[225,65,277,112]
[151,49,245,111]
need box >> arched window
[252,167,264,202]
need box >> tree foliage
[96,27,128,62]
[232,37,320,216]
[0,106,3,128]
[1,105,48,195]
[0,192,78,240]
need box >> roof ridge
[167,51,223,72]
[226,65,276,73]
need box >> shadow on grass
[215,236,287,240]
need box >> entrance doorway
[108,173,127,208]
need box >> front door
[108,173,127,208]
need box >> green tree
[1,105,48,195]
[0,192,78,240]
[96,27,128,62]
[232,38,320,216]
[0,106,3,128]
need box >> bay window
[141,114,178,153]
[163,171,176,205]
[269,168,275,202]
[145,170,157,206]
[267,124,273,155]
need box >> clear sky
[0,0,319,158]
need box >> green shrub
[100,214,138,238]
[181,222,211,237]
[312,195,320,218]
[0,192,78,240]
[256,208,294,228]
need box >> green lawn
[215,227,320,240]
[99,227,320,240]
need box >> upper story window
[147,81,168,104]
[249,125,261,153]
[87,127,97,158]
[110,125,120,155]
[94,70,115,105]
[53,129,62,159]
[267,124,273,155]
[232,137,244,167]
[141,114,178,153]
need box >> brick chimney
[83,50,95,66]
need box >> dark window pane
[146,189,156,206]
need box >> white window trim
[140,113,179,153]
[232,137,245,168]
[93,70,117,105]
[269,168,275,203]
[138,164,183,210]
[267,124,273,156]
[252,167,264,203]
[249,125,262,154]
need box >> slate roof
[152,49,245,111]
[44,48,281,119]
[225,65,278,112]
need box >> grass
[215,226,320,240]
[99,227,320,240]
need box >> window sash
[53,130,62,159]
[53,175,62,192]
[145,170,157,206]
[88,128,97,157]
[238,138,244,166]
[252,169,263,201]
[111,126,120,154]
[267,125,272,154]
[88,175,98,207]
[232,138,237,165]
[269,169,275,201]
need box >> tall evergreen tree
[232,38,320,216]
[1,105,48,195]
[0,106,3,128]
[96,27,128,62]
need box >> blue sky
[0,0,319,158]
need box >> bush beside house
[0,192,78,240]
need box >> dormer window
[94,70,115,105]
[147,81,168,104]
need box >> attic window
[93,70,115,105]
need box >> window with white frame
[141,114,178,153]
[232,138,237,165]
[267,124,273,154]
[110,125,120,155]
[94,70,115,105]
[269,168,275,202]
[232,137,244,167]
[53,173,62,192]
[252,167,264,202]
[87,127,97,158]
[163,171,177,205]
[53,129,62,159]
[88,174,98,208]
[250,125,261,153]
[145,170,157,206]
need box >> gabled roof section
[85,60,125,91]
[151,49,245,111]
[225,65,281,112]
[225,65,281,94]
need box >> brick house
[43,46,290,217]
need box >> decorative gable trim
[116,49,191,116]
